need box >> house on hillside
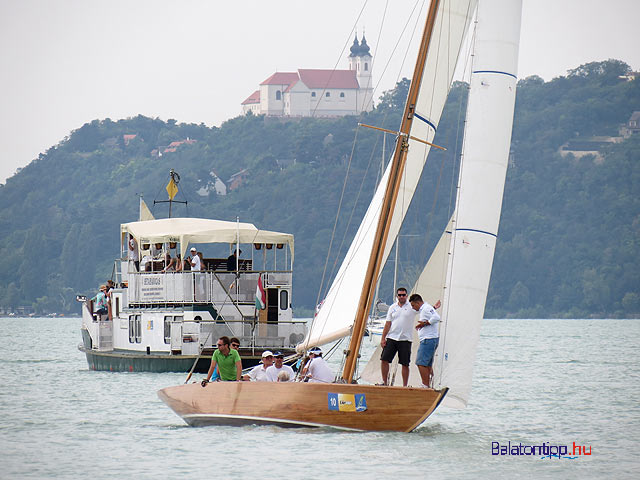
[227,169,250,191]
[620,111,640,138]
[241,34,374,118]
[151,138,197,156]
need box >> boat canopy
[121,217,294,261]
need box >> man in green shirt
[203,336,242,383]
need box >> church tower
[348,33,374,111]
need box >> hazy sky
[1,0,638,184]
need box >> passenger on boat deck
[209,337,239,381]
[244,350,274,381]
[175,253,183,272]
[380,287,415,386]
[197,252,205,270]
[226,249,242,272]
[203,336,242,384]
[151,242,163,258]
[188,247,202,271]
[301,347,334,383]
[409,294,441,388]
[128,235,139,272]
[92,285,109,320]
[105,280,115,297]
[265,351,295,382]
[162,253,173,272]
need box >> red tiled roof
[241,90,261,105]
[298,69,359,89]
[260,72,299,86]
[284,80,299,93]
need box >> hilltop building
[241,34,374,118]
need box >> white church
[241,34,374,118]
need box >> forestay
[299,0,478,351]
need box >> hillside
[0,59,638,318]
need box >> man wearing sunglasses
[203,336,242,385]
[379,287,415,386]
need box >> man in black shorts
[380,287,415,386]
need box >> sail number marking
[327,393,367,412]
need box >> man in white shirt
[380,287,416,386]
[128,235,139,272]
[409,293,441,388]
[302,347,334,383]
[245,350,274,381]
[189,247,201,271]
[265,352,295,382]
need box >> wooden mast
[341,0,442,383]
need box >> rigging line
[317,1,421,302]
[357,0,390,113]
[310,0,370,118]
[313,126,361,319]
[371,0,424,131]
[435,5,478,387]
[323,131,385,300]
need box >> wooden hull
[157,382,448,432]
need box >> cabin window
[311,92,316,97]
[276,90,281,100]
[115,296,120,317]
[340,92,345,98]
[164,316,172,344]
[280,289,289,310]
[135,315,142,343]
[129,315,135,343]
[364,62,368,71]
[325,92,330,98]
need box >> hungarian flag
[255,274,266,310]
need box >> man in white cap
[265,352,295,382]
[244,350,274,381]
[188,247,201,271]
[302,347,334,383]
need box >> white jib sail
[299,0,477,352]
[434,0,523,408]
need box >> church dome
[349,34,361,57]
[359,34,371,56]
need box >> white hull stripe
[182,413,363,431]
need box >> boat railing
[185,318,307,350]
[125,270,292,306]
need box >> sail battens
[472,69,517,79]
[455,228,497,237]
[413,112,437,132]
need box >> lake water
[0,318,638,479]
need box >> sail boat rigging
[158,0,522,432]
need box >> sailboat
[158,0,522,432]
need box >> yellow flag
[166,178,178,200]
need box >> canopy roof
[121,217,294,260]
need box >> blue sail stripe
[455,228,497,238]
[472,70,517,80]
[413,112,437,132]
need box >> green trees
[0,59,638,317]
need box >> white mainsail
[434,0,523,408]
[299,0,477,351]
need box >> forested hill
[0,59,638,318]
